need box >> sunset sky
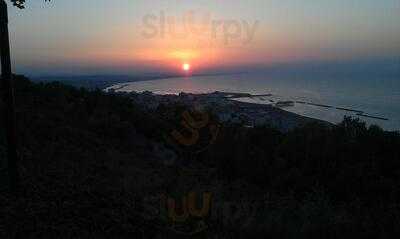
[7,0,400,76]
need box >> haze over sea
[108,60,400,131]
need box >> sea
[107,70,400,131]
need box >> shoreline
[106,79,395,131]
[113,90,333,132]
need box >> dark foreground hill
[1,76,399,238]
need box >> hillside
[1,76,399,238]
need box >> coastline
[105,74,397,131]
[110,90,333,132]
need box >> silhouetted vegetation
[1,76,399,238]
[211,119,400,201]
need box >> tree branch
[10,0,51,9]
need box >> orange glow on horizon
[42,12,374,72]
[69,23,305,72]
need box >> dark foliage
[209,119,400,202]
[1,76,399,238]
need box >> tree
[9,0,51,9]
[0,0,50,192]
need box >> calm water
[108,73,400,131]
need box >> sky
[6,0,400,76]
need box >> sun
[182,63,191,72]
